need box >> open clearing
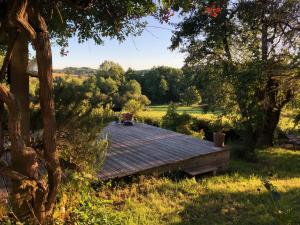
[96,148,300,225]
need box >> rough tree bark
[32,8,61,217]
[0,84,39,219]
[256,78,293,147]
[0,102,4,153]
[1,0,61,222]
[10,31,30,145]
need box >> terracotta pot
[213,132,225,147]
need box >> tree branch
[0,31,19,82]
[0,162,29,181]
[0,84,25,150]
[0,163,47,192]
[61,0,94,9]
[7,0,36,40]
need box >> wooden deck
[0,152,11,205]
[99,122,229,180]
[0,122,230,203]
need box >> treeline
[54,67,97,76]
[50,61,150,124]
[126,67,201,105]
[55,62,203,107]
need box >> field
[137,105,217,123]
[148,105,204,114]
[139,105,299,134]
[93,148,300,225]
[65,106,300,225]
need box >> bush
[161,103,206,138]
[123,99,144,116]
[161,103,181,130]
[53,172,123,225]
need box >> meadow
[139,105,299,134]
[137,105,217,125]
[70,148,300,225]
[53,105,300,225]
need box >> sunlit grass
[141,105,298,134]
[148,105,205,114]
[139,105,217,122]
[96,148,300,225]
[279,109,300,133]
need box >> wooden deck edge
[98,148,230,180]
[136,148,230,178]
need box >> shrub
[123,99,144,116]
[53,172,123,225]
[180,86,202,106]
[161,103,202,136]
[161,103,181,131]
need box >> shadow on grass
[229,148,300,179]
[171,187,300,225]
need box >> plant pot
[213,132,225,147]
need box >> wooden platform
[0,152,11,205]
[99,122,229,180]
[0,123,230,203]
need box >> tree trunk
[256,107,281,147]
[0,102,4,152]
[10,31,30,145]
[0,84,38,219]
[33,13,61,218]
[3,1,59,223]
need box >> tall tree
[170,0,300,148]
[0,0,156,222]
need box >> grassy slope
[97,148,300,225]
[95,106,300,225]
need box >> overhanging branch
[0,163,29,181]
[0,163,47,192]
[0,31,19,82]
[8,0,36,40]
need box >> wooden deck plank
[107,125,217,157]
[99,122,229,179]
[109,130,217,160]
[0,152,11,205]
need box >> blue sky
[51,16,185,70]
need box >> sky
[51,16,186,71]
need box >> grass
[95,148,300,225]
[148,105,205,114]
[95,106,299,224]
[278,109,300,133]
[139,105,217,122]
[142,105,299,133]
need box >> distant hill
[53,67,97,76]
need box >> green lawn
[138,105,217,122]
[143,105,299,133]
[94,148,300,225]
[148,105,205,114]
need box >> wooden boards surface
[0,152,11,205]
[99,122,229,180]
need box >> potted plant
[212,116,230,147]
[121,112,133,126]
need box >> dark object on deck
[123,121,133,126]
[99,122,230,180]
[286,134,300,150]
[121,113,133,126]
